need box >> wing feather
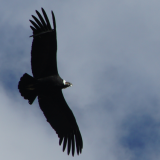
[36,10,48,30]
[31,15,45,30]
[59,136,63,145]
[30,26,37,34]
[29,20,41,31]
[63,136,67,152]
[71,134,75,156]
[51,11,56,30]
[67,134,71,155]
[42,8,52,30]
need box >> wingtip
[71,134,75,156]
[35,10,40,15]
[30,25,36,34]
[41,7,44,11]
[35,9,48,30]
[67,135,71,155]
[51,11,56,30]
[41,7,52,30]
[59,136,63,145]
[63,136,67,152]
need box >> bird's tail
[18,73,37,104]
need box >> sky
[0,0,160,160]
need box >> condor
[18,8,83,156]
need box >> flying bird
[18,8,83,156]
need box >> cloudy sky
[0,0,160,160]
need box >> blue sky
[0,0,160,160]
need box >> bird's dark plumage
[18,8,83,156]
[30,8,58,78]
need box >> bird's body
[37,75,65,94]
[18,8,83,156]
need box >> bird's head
[63,80,72,89]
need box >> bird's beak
[65,82,72,87]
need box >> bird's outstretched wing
[30,8,58,79]
[38,90,83,156]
